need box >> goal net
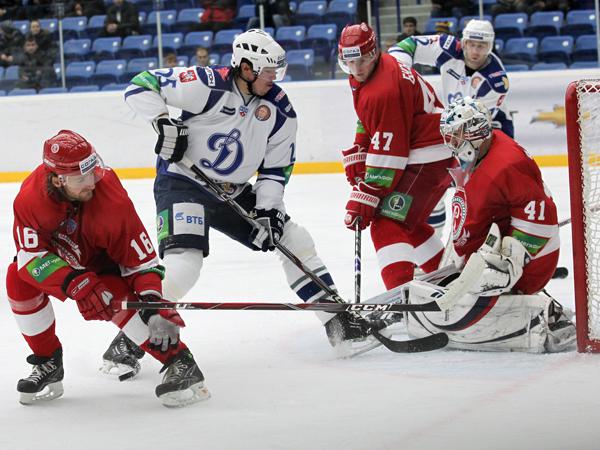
[566,79,600,353]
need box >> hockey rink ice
[0,169,599,450]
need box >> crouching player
[404,98,575,352]
[6,130,209,407]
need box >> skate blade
[19,381,64,405]
[159,382,211,408]
[100,360,139,382]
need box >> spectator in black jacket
[0,0,20,21]
[66,0,107,18]
[0,21,23,67]
[14,37,55,90]
[27,19,57,60]
[247,0,293,29]
[101,0,140,38]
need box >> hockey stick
[122,300,441,312]
[354,221,361,304]
[558,202,600,227]
[177,156,448,353]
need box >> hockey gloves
[341,144,367,186]
[344,182,380,231]
[140,295,186,353]
[63,271,116,321]
[472,236,529,297]
[249,208,285,251]
[152,117,189,163]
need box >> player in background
[338,23,455,291]
[116,28,374,359]
[404,98,575,352]
[389,19,513,237]
[7,130,209,407]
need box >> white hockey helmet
[461,19,495,55]
[440,96,492,175]
[231,29,287,81]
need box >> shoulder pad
[479,56,509,92]
[195,65,234,91]
[262,84,297,118]
[439,34,462,58]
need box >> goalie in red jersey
[338,23,456,290]
[403,97,575,353]
[6,130,209,407]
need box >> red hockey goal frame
[565,79,600,353]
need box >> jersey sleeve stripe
[366,153,408,170]
[17,249,47,270]
[510,217,558,238]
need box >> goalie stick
[176,156,448,354]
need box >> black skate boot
[17,348,64,405]
[101,331,145,381]
[325,311,372,347]
[155,349,210,408]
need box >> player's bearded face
[463,40,490,68]
[53,157,105,202]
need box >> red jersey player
[404,97,574,353]
[338,23,455,289]
[7,130,209,407]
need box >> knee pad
[161,248,204,301]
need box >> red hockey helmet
[337,23,378,79]
[43,130,105,185]
[338,23,377,61]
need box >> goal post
[565,79,600,353]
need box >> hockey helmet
[337,23,378,77]
[461,19,495,55]
[440,97,492,175]
[231,29,287,81]
[43,130,105,186]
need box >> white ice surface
[1,168,599,450]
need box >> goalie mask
[440,97,492,183]
[231,29,288,82]
[43,130,105,189]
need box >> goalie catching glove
[472,235,530,297]
[152,117,189,162]
[249,208,285,251]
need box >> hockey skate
[544,299,577,352]
[17,348,64,405]
[155,350,210,408]
[101,331,145,381]
[324,312,394,358]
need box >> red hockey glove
[139,296,186,353]
[63,271,116,321]
[341,144,367,186]
[344,182,380,231]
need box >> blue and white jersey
[389,34,514,137]
[124,65,297,210]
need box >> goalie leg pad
[407,284,574,353]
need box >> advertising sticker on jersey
[173,203,205,236]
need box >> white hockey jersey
[389,34,514,137]
[124,65,297,209]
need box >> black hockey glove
[152,117,189,163]
[249,208,285,252]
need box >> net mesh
[576,80,600,340]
